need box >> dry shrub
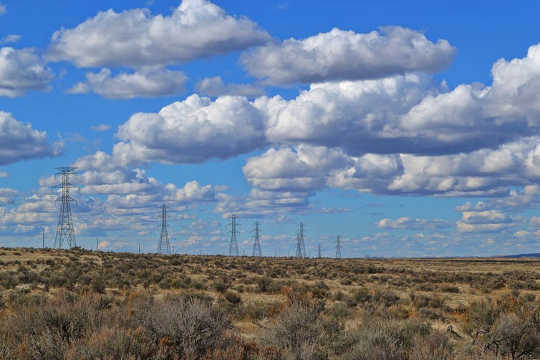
[485,313,540,359]
[265,287,342,359]
[0,291,233,360]
[65,327,153,360]
[241,301,281,321]
[409,331,454,360]
[138,296,232,359]
[203,336,282,360]
[266,303,323,352]
[342,319,432,360]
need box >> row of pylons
[49,166,344,258]
[228,216,343,259]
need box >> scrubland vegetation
[1,247,540,359]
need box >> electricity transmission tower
[295,222,306,258]
[336,235,342,259]
[54,167,77,249]
[318,243,321,258]
[229,214,239,256]
[158,204,171,254]
[252,221,262,256]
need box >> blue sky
[1,0,540,257]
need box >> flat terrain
[1,247,540,359]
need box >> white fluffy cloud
[196,76,263,97]
[91,124,111,132]
[48,0,270,68]
[241,26,456,85]
[377,217,450,230]
[165,180,215,202]
[243,145,349,192]
[0,47,54,97]
[0,35,20,44]
[71,151,219,210]
[239,134,540,206]
[0,111,60,165]
[460,210,512,224]
[261,71,537,157]
[26,150,225,238]
[237,145,404,215]
[0,193,56,230]
[114,94,266,164]
[384,137,540,196]
[108,42,540,168]
[457,210,514,233]
[68,68,186,99]
[0,188,16,205]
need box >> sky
[1,0,540,257]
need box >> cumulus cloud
[457,210,515,233]
[196,76,263,97]
[214,190,310,219]
[377,217,450,230]
[0,47,54,97]
[68,68,187,99]
[236,145,406,215]
[460,210,512,224]
[91,124,111,132]
[24,149,225,238]
[108,42,540,169]
[0,193,56,228]
[241,26,456,85]
[239,134,540,211]
[0,35,20,44]
[71,151,221,211]
[0,4,5,15]
[114,94,266,164]
[0,111,60,165]
[262,73,536,157]
[0,188,16,205]
[243,145,349,193]
[457,186,540,213]
[237,145,349,215]
[165,180,215,202]
[48,0,270,68]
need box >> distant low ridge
[502,253,540,258]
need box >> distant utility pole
[296,223,306,258]
[54,167,77,249]
[229,214,239,256]
[318,243,321,258]
[252,222,262,257]
[336,235,342,259]
[158,204,171,254]
[138,242,141,254]
[42,228,45,249]
[96,238,98,251]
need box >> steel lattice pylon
[336,235,342,259]
[252,222,262,257]
[229,214,239,256]
[55,167,77,249]
[296,222,306,258]
[159,204,171,254]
